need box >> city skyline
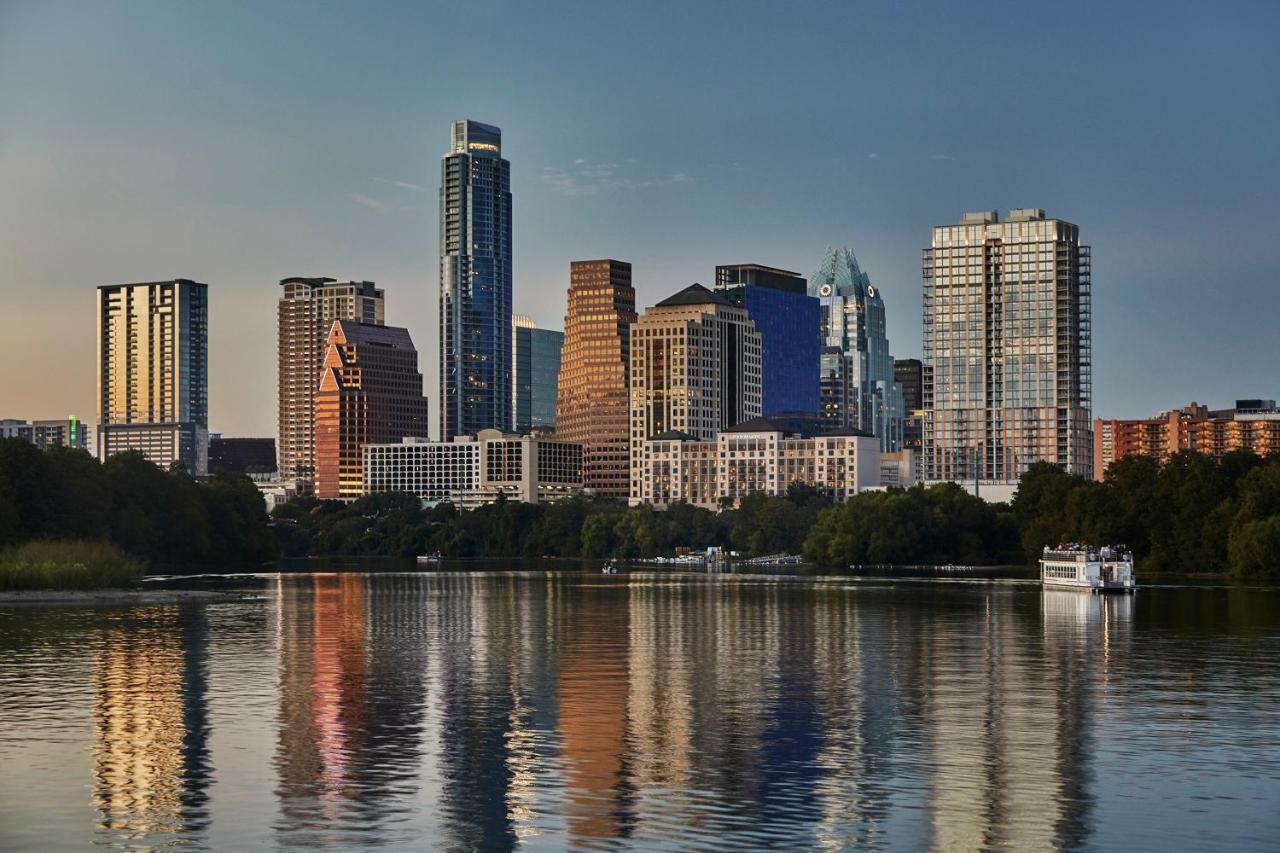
[3,2,1280,437]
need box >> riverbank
[0,541,143,592]
[0,588,248,606]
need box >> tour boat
[1040,544,1136,593]
[601,560,619,574]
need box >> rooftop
[655,283,732,308]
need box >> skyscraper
[923,209,1092,495]
[277,277,384,487]
[895,358,924,451]
[809,248,904,451]
[629,283,762,503]
[97,279,208,474]
[440,119,513,440]
[556,260,636,500]
[511,316,563,434]
[314,320,429,500]
[713,264,820,418]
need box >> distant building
[629,283,762,504]
[314,321,429,500]
[208,437,277,475]
[0,416,88,451]
[556,260,636,501]
[895,358,924,451]
[277,277,384,489]
[512,316,563,434]
[635,418,879,510]
[440,119,513,439]
[923,210,1092,498]
[363,430,582,509]
[1094,400,1280,479]
[879,450,919,489]
[714,264,820,418]
[97,280,208,475]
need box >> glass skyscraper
[512,315,563,434]
[439,120,512,439]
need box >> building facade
[923,209,1093,494]
[1094,400,1280,479]
[714,264,820,418]
[97,280,208,475]
[314,321,429,500]
[629,283,762,503]
[440,119,513,440]
[208,436,278,475]
[363,429,582,508]
[512,315,563,434]
[0,417,88,451]
[635,418,879,510]
[895,358,924,451]
[810,248,904,451]
[555,260,637,501]
[277,277,384,488]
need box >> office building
[208,436,277,475]
[713,264,820,418]
[512,315,563,434]
[277,277,384,488]
[440,119,513,440]
[556,260,637,500]
[364,430,582,508]
[0,416,88,451]
[810,248,904,451]
[895,358,924,451]
[314,321,429,500]
[629,283,762,503]
[97,279,208,475]
[922,209,1093,498]
[636,418,879,510]
[1094,400,1280,480]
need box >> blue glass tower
[440,120,512,439]
[512,316,563,433]
[714,264,820,418]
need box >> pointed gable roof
[655,282,731,308]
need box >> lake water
[1,570,1278,851]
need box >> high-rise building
[440,119,513,440]
[1094,400,1280,480]
[512,315,563,434]
[629,283,762,503]
[97,280,208,474]
[208,436,278,475]
[314,321,429,500]
[277,277,384,487]
[556,260,637,500]
[895,358,924,451]
[713,264,820,418]
[923,209,1092,496]
[810,248,904,451]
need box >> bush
[0,540,144,591]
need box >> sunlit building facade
[511,315,562,434]
[1094,400,1280,479]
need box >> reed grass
[0,540,144,591]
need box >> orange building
[1093,400,1280,480]
[314,321,428,499]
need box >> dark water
[1,571,1278,851]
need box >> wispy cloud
[868,152,881,160]
[375,177,428,192]
[351,192,386,210]
[930,153,957,161]
[542,159,695,197]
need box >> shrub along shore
[0,540,143,591]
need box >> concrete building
[277,277,383,488]
[363,430,582,508]
[556,260,636,501]
[923,209,1092,500]
[440,119,513,439]
[314,321,429,500]
[512,315,563,434]
[629,283,762,504]
[0,416,88,451]
[635,418,879,510]
[879,450,919,489]
[97,279,208,475]
[1094,400,1280,479]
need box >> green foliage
[0,540,144,590]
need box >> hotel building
[512,315,563,434]
[1094,400,1280,479]
[923,209,1092,499]
[97,279,208,474]
[556,260,637,501]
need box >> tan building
[277,277,384,489]
[555,260,636,500]
[629,283,762,503]
[1094,400,1280,479]
[314,321,428,500]
[923,209,1092,498]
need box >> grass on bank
[0,540,145,591]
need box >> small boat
[1040,544,1136,593]
[416,553,443,565]
[601,560,619,574]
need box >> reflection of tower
[93,603,210,841]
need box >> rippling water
[1,571,1278,850]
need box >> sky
[2,0,1278,438]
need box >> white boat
[1040,545,1136,593]
[416,553,442,565]
[601,560,619,574]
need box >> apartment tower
[97,279,208,474]
[922,209,1092,495]
[277,277,384,487]
[555,260,637,500]
[512,315,563,434]
[440,119,513,439]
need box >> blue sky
[2,0,1278,437]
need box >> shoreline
[0,588,249,606]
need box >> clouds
[541,159,694,197]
